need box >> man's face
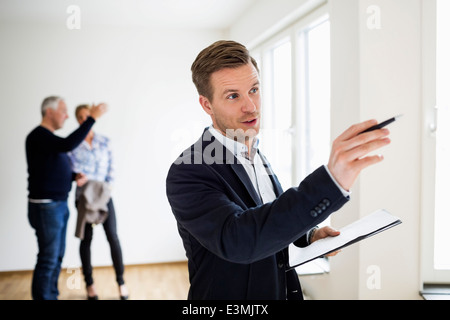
[200,63,261,141]
[51,100,69,130]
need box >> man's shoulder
[170,128,208,162]
[27,125,46,136]
[26,126,51,144]
[169,128,238,168]
[170,137,206,168]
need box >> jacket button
[278,262,284,269]
[314,207,322,214]
[310,210,318,217]
[319,203,327,211]
[323,199,331,207]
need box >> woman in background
[68,104,129,300]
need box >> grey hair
[41,96,63,117]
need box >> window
[258,37,293,189]
[421,0,450,285]
[251,5,331,274]
[296,16,331,183]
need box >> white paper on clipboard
[288,209,402,270]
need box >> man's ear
[199,95,213,116]
[43,108,52,118]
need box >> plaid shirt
[68,133,114,184]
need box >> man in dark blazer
[166,40,391,300]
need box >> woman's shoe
[87,284,98,300]
[119,284,129,300]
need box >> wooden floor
[0,261,190,300]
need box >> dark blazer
[166,128,349,300]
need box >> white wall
[0,20,219,271]
[231,0,423,299]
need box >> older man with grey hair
[25,96,107,300]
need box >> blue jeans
[28,201,69,300]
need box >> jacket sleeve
[166,160,349,264]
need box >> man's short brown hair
[191,40,259,102]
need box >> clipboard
[287,209,402,270]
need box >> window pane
[273,41,292,130]
[260,39,293,190]
[272,40,293,189]
[434,0,450,270]
[307,20,331,172]
[297,18,330,180]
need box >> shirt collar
[207,126,259,161]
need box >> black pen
[359,114,403,134]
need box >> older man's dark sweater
[25,117,95,200]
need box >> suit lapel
[201,128,263,206]
[230,161,263,206]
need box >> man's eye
[227,93,239,100]
[250,88,259,94]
